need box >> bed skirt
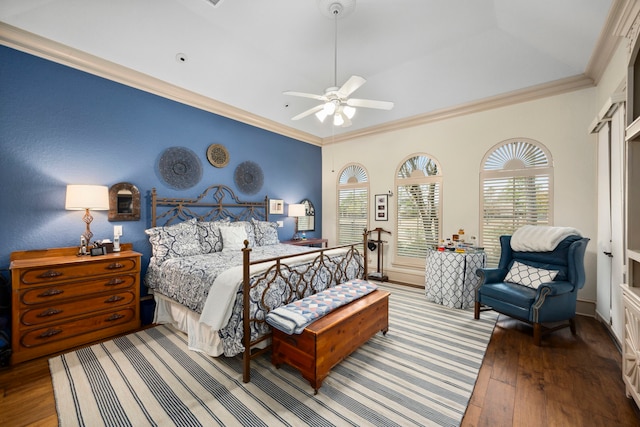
[153,293,225,356]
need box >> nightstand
[281,238,328,248]
[9,244,141,364]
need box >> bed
[145,185,367,382]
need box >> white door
[595,105,625,344]
[596,121,612,326]
[610,105,625,342]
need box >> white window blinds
[395,155,442,263]
[481,140,553,265]
[337,165,369,245]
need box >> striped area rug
[49,282,497,427]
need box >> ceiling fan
[284,0,394,128]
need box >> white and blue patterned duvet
[145,244,364,356]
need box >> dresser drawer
[19,258,139,285]
[19,307,136,349]
[20,291,136,326]
[20,274,137,305]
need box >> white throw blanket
[510,225,582,252]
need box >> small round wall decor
[158,146,202,189]
[206,143,230,168]
[234,161,264,195]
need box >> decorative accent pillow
[224,221,256,247]
[251,218,280,246]
[145,219,202,264]
[220,225,249,251]
[196,219,229,254]
[505,260,559,289]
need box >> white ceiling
[0,0,614,140]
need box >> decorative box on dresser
[622,5,640,409]
[9,244,141,364]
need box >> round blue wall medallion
[159,146,202,189]
[234,161,263,195]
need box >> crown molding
[0,15,619,148]
[0,22,323,147]
[322,74,595,145]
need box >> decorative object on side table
[159,146,202,189]
[288,203,306,240]
[65,184,109,246]
[234,161,264,195]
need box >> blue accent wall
[0,46,322,288]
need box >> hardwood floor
[462,315,640,426]
[1,315,638,426]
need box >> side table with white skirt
[425,249,486,309]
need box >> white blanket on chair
[510,225,582,252]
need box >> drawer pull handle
[105,278,125,286]
[38,270,63,279]
[37,308,63,317]
[105,295,124,303]
[106,313,125,322]
[107,262,125,270]
[38,328,62,339]
[38,289,64,297]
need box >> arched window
[337,164,369,245]
[395,154,443,264]
[480,138,553,265]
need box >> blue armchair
[474,234,589,345]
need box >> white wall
[322,87,601,310]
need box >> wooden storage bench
[270,289,390,393]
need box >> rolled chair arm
[535,280,574,297]
[476,267,507,286]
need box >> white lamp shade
[65,185,109,210]
[288,203,306,217]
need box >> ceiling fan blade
[337,75,366,98]
[347,98,394,110]
[283,91,326,101]
[291,104,324,121]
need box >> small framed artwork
[269,199,284,215]
[375,194,388,221]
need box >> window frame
[480,138,554,266]
[336,163,370,245]
[394,153,443,267]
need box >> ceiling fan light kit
[284,0,393,128]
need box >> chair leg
[533,323,542,346]
[569,317,576,335]
[474,301,480,319]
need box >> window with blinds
[395,155,442,264]
[337,164,369,245]
[480,139,553,266]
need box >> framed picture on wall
[269,199,284,215]
[375,194,388,221]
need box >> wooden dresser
[10,244,141,364]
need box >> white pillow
[504,260,559,289]
[220,225,248,251]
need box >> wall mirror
[108,182,141,221]
[297,198,315,232]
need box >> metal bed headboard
[151,185,269,227]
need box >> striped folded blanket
[265,279,378,335]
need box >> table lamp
[65,184,109,244]
[288,203,306,240]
